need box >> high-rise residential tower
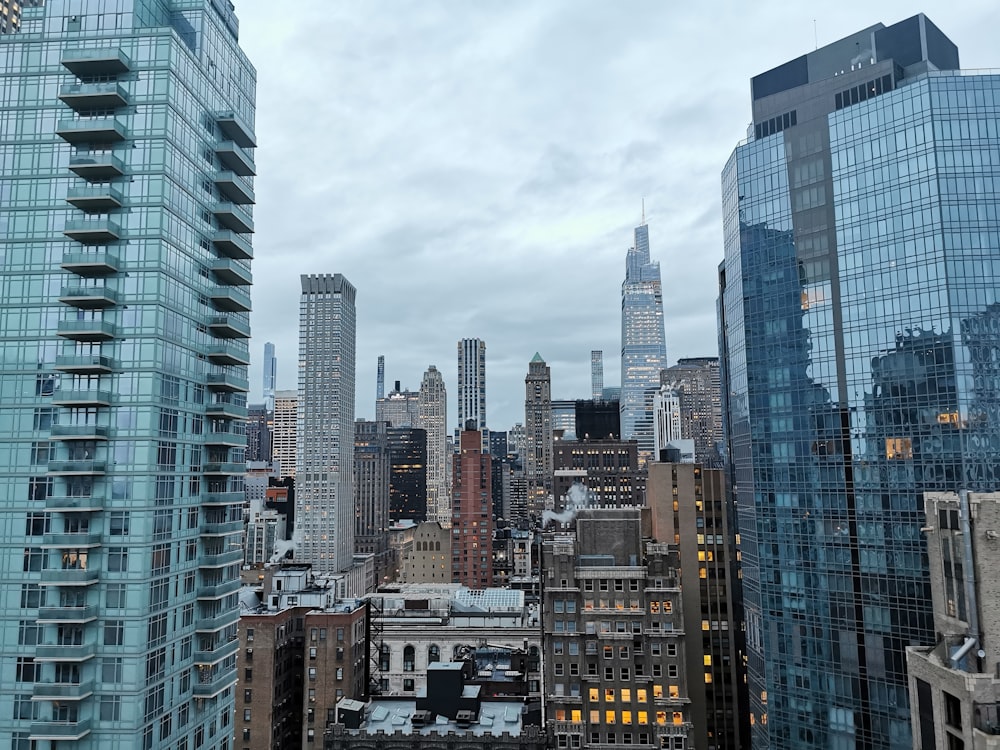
[591,350,604,401]
[262,341,276,411]
[719,15,1000,749]
[620,217,667,466]
[297,274,357,574]
[271,389,298,479]
[418,365,450,525]
[354,419,392,583]
[452,425,493,587]
[524,353,553,498]
[0,0,255,746]
[457,338,487,433]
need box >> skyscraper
[591,350,604,401]
[271,389,297,479]
[452,426,493,587]
[457,338,486,433]
[0,0,255,746]
[660,358,723,468]
[419,365,450,525]
[354,419,392,583]
[262,341,276,411]
[620,217,667,466]
[719,15,1000,748]
[524,353,553,498]
[386,427,427,523]
[297,274,357,574]
[375,380,420,428]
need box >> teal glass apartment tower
[719,14,1000,749]
[0,1,255,747]
[620,219,667,465]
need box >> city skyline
[235,2,1000,432]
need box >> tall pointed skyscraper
[297,274,357,574]
[620,213,667,464]
[0,0,255,745]
[524,353,553,500]
[418,365,450,525]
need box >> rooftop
[359,699,526,737]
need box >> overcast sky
[236,1,1000,431]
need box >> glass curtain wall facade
[620,222,667,465]
[0,1,255,747]
[719,14,1000,750]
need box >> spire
[530,352,545,363]
[641,197,646,226]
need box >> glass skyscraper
[0,0,255,747]
[720,14,1000,749]
[620,220,667,464]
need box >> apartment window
[243,689,252,704]
[945,691,962,729]
[243,709,251,722]
[403,679,414,691]
[308,668,316,681]
[104,620,124,646]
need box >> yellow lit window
[885,437,913,460]
[555,709,566,721]
[638,710,648,724]
[662,601,672,613]
[590,710,600,723]
[705,672,713,683]
[605,710,616,725]
[571,709,582,722]
[699,567,707,579]
[589,688,599,702]
[621,688,631,702]
[656,711,667,725]
[702,620,710,631]
[605,688,615,701]
[669,685,680,699]
[703,655,712,666]
[673,712,683,725]
[637,689,647,703]
[698,551,706,561]
[653,685,663,698]
[650,601,660,614]
[622,710,632,724]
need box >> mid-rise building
[297,274,357,574]
[387,427,427,523]
[620,217,667,466]
[718,15,1000,748]
[542,508,692,749]
[660,358,723,468]
[591,350,604,401]
[0,0,256,746]
[418,365,450,526]
[398,521,451,583]
[272,389,298,479]
[452,426,493,587]
[354,420,392,584]
[457,338,487,433]
[524,354,554,499]
[552,439,643,511]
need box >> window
[403,645,415,672]
[403,678,415,691]
[104,620,124,646]
[108,547,128,572]
[243,709,251,722]
[945,691,963,729]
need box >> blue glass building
[720,14,1000,749]
[620,220,667,465]
[0,1,255,747]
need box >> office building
[376,354,385,400]
[575,399,621,441]
[271,390,297,479]
[649,463,747,750]
[620,217,668,466]
[718,15,1000,748]
[452,426,493,587]
[551,399,577,440]
[353,420,392,583]
[653,386,682,460]
[553,439,643,511]
[375,380,420,428]
[591,350,604,401]
[508,422,525,458]
[660,358,723,468]
[524,354,554,499]
[418,365,450,526]
[297,274,357,574]
[246,403,272,463]
[387,427,427,523]
[541,507,692,749]
[0,0,255,746]
[457,338,487,433]
[262,341,276,411]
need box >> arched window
[435,541,441,551]
[403,645,415,672]
[379,644,391,671]
[428,645,440,664]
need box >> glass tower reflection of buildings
[0,1,256,746]
[620,219,668,465]
[719,14,1000,749]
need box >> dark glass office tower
[720,14,1000,749]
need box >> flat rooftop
[358,700,525,737]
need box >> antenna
[641,198,646,226]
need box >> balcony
[203,491,244,506]
[40,568,99,585]
[212,229,253,260]
[201,520,244,537]
[204,428,245,447]
[46,496,104,512]
[196,609,239,632]
[194,637,240,665]
[37,605,98,623]
[56,319,117,342]
[214,140,255,176]
[206,343,250,366]
[58,286,120,309]
[214,170,255,204]
[210,286,252,313]
[198,550,243,569]
[211,259,252,286]
[41,532,101,548]
[61,251,120,276]
[205,401,248,420]
[204,461,245,476]
[208,314,251,339]
[32,680,95,701]
[56,117,127,144]
[52,388,112,407]
[54,354,115,374]
[196,579,241,600]
[193,669,236,699]
[206,372,249,393]
[66,185,124,212]
[30,718,93,741]
[216,110,257,148]
[59,81,129,111]
[34,643,96,662]
[62,47,131,76]
[47,459,107,476]
[68,152,125,180]
[63,218,122,244]
[213,201,254,234]
[49,424,111,441]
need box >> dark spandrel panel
[924,15,960,71]
[752,54,809,101]
[874,15,923,69]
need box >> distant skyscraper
[661,357,723,467]
[457,338,487,432]
[376,354,385,401]
[354,419,392,582]
[620,216,667,465]
[297,274,357,574]
[452,426,493,587]
[0,0,255,745]
[551,399,577,440]
[272,390,298,479]
[376,380,420,428]
[591,350,604,400]
[419,365,450,525]
[247,403,272,462]
[719,15,998,749]
[0,0,39,34]
[524,354,553,498]
[263,340,276,410]
[387,427,427,523]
